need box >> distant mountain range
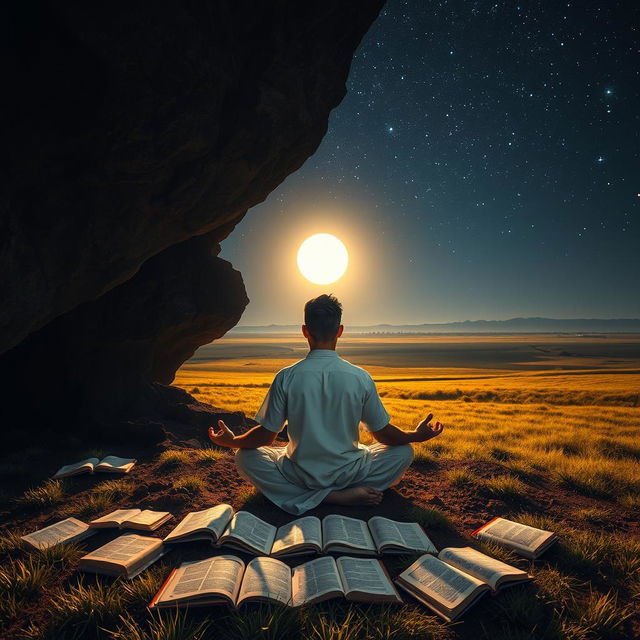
[230,318,640,334]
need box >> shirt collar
[306,349,339,358]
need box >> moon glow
[297,233,349,285]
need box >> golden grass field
[1,333,638,640]
[176,333,640,507]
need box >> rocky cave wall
[0,1,384,445]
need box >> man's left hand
[414,416,444,442]
[208,420,236,448]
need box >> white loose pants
[235,443,414,515]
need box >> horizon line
[233,316,640,328]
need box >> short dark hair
[304,294,343,342]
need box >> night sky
[222,1,639,326]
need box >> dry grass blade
[107,610,212,640]
[16,480,65,507]
[157,450,191,469]
[172,475,205,494]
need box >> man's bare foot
[323,486,383,506]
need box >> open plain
[0,333,638,639]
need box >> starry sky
[221,0,639,326]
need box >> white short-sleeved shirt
[255,349,390,490]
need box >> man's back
[255,349,390,489]
[209,294,439,514]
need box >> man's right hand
[413,413,444,442]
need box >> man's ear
[337,324,344,338]
[302,324,310,339]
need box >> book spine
[471,516,500,538]
[149,568,176,608]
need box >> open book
[164,505,435,557]
[150,554,402,609]
[472,517,557,559]
[90,509,173,532]
[21,517,96,550]
[322,514,436,556]
[78,534,167,578]
[53,456,136,479]
[396,547,531,621]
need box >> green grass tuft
[446,468,478,487]
[407,505,452,530]
[0,555,54,601]
[483,474,527,499]
[33,541,84,567]
[172,475,205,494]
[491,584,562,639]
[489,446,519,462]
[564,590,633,640]
[220,604,300,640]
[235,484,264,507]
[556,468,616,500]
[0,529,26,556]
[195,447,227,464]
[16,480,65,507]
[617,492,640,509]
[307,606,365,640]
[0,551,69,630]
[121,563,171,606]
[572,507,611,526]
[59,491,118,519]
[533,566,584,608]
[49,577,125,637]
[157,450,191,469]
[362,605,453,639]
[475,541,524,567]
[109,610,212,640]
[90,478,132,499]
[412,449,438,468]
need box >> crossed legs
[322,443,414,506]
[234,443,414,513]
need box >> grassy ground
[178,357,640,509]
[1,334,638,639]
[174,334,640,638]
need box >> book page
[291,557,342,607]
[400,554,483,608]
[22,518,90,550]
[369,517,436,553]
[238,557,292,605]
[439,547,526,590]
[96,456,136,471]
[336,557,397,596]
[84,534,162,569]
[53,458,99,478]
[223,512,276,555]
[477,518,551,552]
[323,515,375,551]
[158,556,244,604]
[164,504,233,542]
[127,510,172,527]
[91,509,141,526]
[272,517,322,555]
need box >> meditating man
[208,294,444,515]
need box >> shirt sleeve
[361,376,390,432]
[254,371,287,433]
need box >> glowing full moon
[297,233,349,285]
